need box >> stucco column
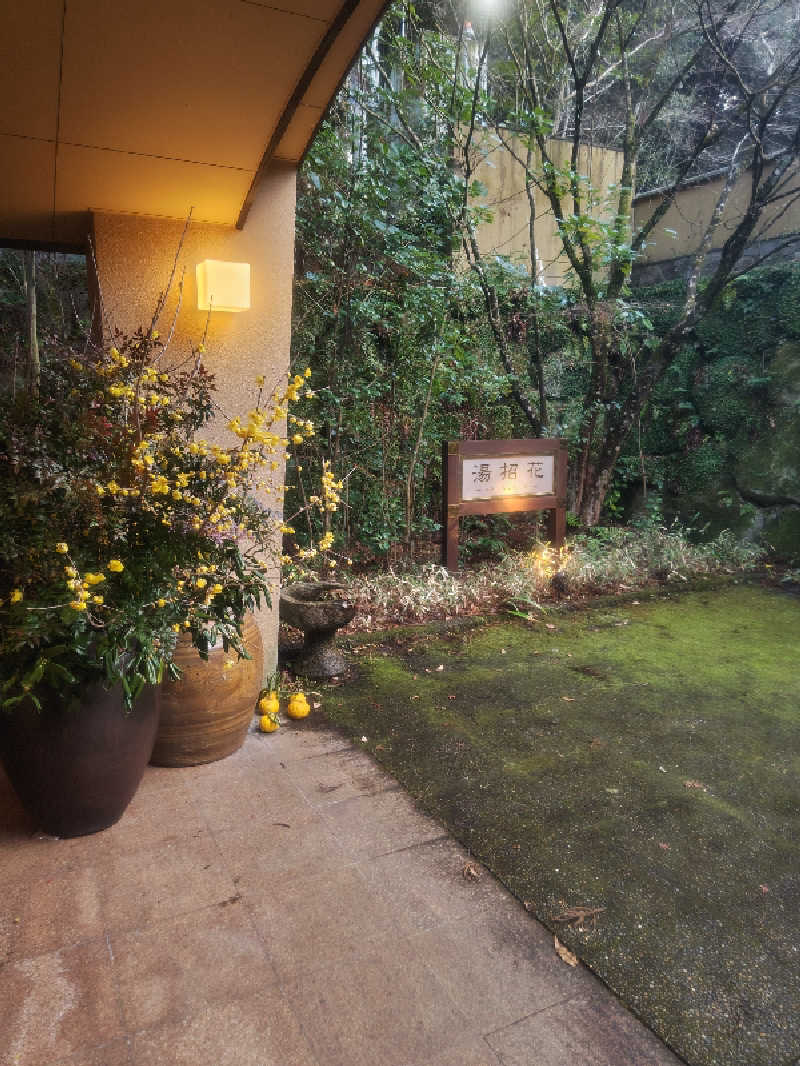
[88,163,297,676]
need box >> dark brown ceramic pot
[0,680,160,838]
[149,613,264,767]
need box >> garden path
[0,722,680,1065]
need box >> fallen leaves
[554,936,579,967]
[553,906,606,930]
[461,861,481,881]
[572,664,610,680]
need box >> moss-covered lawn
[321,583,800,1066]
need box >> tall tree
[23,251,40,395]
[478,0,800,521]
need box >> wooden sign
[441,438,568,571]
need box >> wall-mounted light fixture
[196,259,251,313]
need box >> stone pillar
[88,163,297,675]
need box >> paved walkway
[1,723,683,1066]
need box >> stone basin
[279,582,356,678]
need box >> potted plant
[0,325,314,835]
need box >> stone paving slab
[0,724,683,1066]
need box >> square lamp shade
[196,259,251,313]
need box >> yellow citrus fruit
[258,714,279,733]
[258,692,280,716]
[286,694,310,719]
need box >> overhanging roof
[0,0,388,249]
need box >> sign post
[441,438,568,572]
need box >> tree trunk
[405,346,442,549]
[577,463,613,526]
[23,250,39,395]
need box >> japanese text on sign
[462,455,554,500]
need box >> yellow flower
[96,484,105,496]
[172,623,181,632]
[256,375,265,387]
[92,595,104,605]
[292,434,304,444]
[64,566,78,578]
[195,578,207,589]
[55,542,69,554]
[10,588,23,603]
[151,329,159,340]
[85,572,105,585]
[69,600,87,611]
[107,559,124,573]
[212,583,223,594]
[157,598,167,607]
[304,367,312,378]
[198,343,205,354]
[224,658,235,670]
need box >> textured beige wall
[89,162,298,675]
[634,161,800,264]
[470,135,625,284]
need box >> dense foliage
[629,263,800,529]
[290,105,520,558]
[289,0,800,551]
